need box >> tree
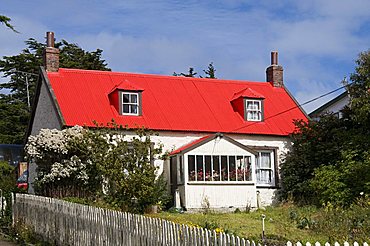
[0,37,110,144]
[0,15,18,32]
[203,62,216,79]
[174,62,217,78]
[280,50,370,206]
[173,67,198,77]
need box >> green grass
[148,203,370,244]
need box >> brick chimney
[43,32,59,72]
[266,51,283,87]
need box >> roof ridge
[56,68,272,85]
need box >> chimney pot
[43,31,59,72]
[266,51,283,87]
[46,32,55,47]
[271,51,278,65]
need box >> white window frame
[121,92,139,116]
[256,151,275,186]
[246,99,262,121]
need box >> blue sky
[1,0,370,113]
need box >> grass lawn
[148,204,370,244]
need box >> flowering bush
[26,125,169,213]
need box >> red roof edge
[170,135,212,155]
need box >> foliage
[0,96,29,144]
[0,37,110,144]
[26,125,169,214]
[0,161,15,194]
[0,15,18,32]
[280,50,370,206]
[203,62,216,79]
[0,161,15,230]
[173,62,217,78]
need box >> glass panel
[257,169,273,184]
[205,155,211,181]
[179,156,184,184]
[212,156,220,181]
[130,94,138,103]
[221,156,228,181]
[257,152,273,184]
[131,105,138,114]
[188,155,195,181]
[196,155,204,181]
[123,93,130,103]
[244,156,252,181]
[236,156,244,181]
[229,156,236,181]
[259,152,271,168]
[123,104,129,113]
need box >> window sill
[256,184,279,189]
[187,181,255,185]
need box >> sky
[1,0,370,113]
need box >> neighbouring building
[309,91,349,120]
[27,32,308,211]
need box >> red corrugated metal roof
[46,68,307,136]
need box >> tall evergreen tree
[203,62,216,79]
[0,37,110,144]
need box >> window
[246,100,262,121]
[256,151,275,185]
[177,156,184,184]
[121,92,139,115]
[188,154,252,182]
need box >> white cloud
[1,0,369,111]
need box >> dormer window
[108,80,144,116]
[246,99,263,121]
[230,88,265,122]
[121,91,140,115]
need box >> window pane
[259,152,271,168]
[130,94,138,103]
[257,170,273,184]
[188,155,195,181]
[245,156,252,181]
[221,156,228,181]
[236,156,244,181]
[229,156,236,181]
[131,105,138,114]
[123,104,129,113]
[123,93,130,103]
[196,155,204,181]
[257,152,274,184]
[212,156,220,181]
[205,155,211,181]
[179,156,184,184]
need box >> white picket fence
[11,193,369,246]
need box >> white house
[27,32,308,211]
[309,91,349,120]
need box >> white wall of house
[124,131,290,174]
